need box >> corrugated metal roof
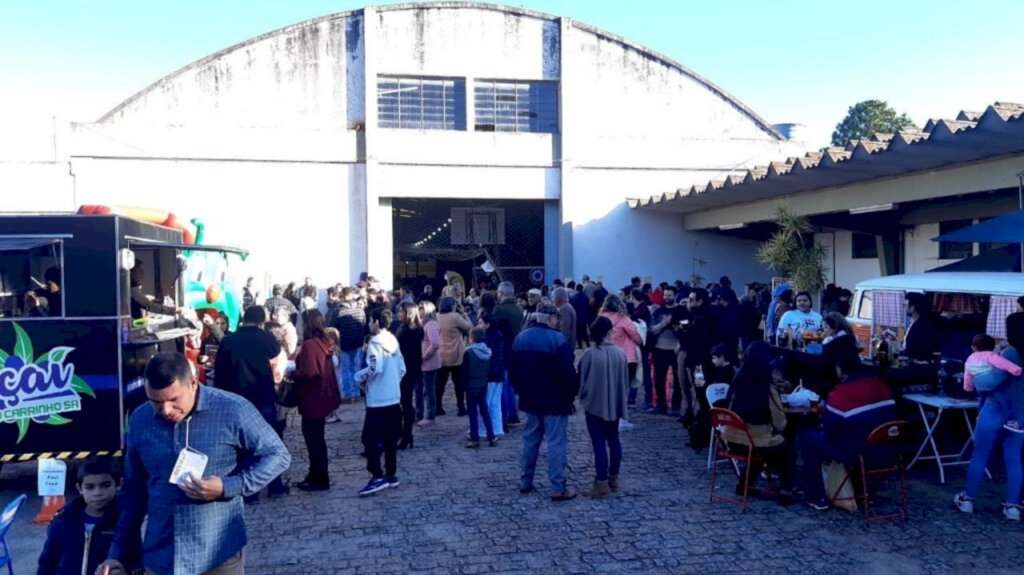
[630,102,1024,213]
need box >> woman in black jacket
[396,301,425,449]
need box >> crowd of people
[36,271,1023,575]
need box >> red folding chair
[708,408,778,512]
[830,420,910,525]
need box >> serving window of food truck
[0,236,66,319]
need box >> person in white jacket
[355,307,407,496]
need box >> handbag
[277,378,299,408]
[823,461,857,511]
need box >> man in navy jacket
[800,346,897,510]
[509,302,579,501]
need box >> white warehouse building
[3,2,807,290]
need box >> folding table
[904,393,984,484]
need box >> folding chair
[705,384,730,469]
[708,408,778,512]
[830,421,910,525]
[0,494,27,575]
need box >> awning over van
[932,209,1024,244]
[0,237,61,251]
[929,245,1021,273]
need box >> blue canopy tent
[931,208,1024,273]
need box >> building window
[938,220,973,260]
[377,76,466,130]
[851,233,878,259]
[474,80,558,133]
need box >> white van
[847,272,1024,355]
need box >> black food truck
[0,213,245,468]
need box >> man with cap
[509,301,579,501]
[524,288,543,320]
[264,284,297,319]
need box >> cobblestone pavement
[3,393,1023,574]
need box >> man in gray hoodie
[355,307,407,496]
[460,328,496,447]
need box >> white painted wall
[70,158,357,287]
[817,231,883,288]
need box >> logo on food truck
[0,323,94,443]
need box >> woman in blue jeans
[954,317,1024,522]
[577,317,629,497]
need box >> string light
[412,219,451,248]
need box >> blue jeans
[520,412,569,494]
[965,391,1024,505]
[467,392,494,442]
[258,405,288,496]
[501,370,519,422]
[420,370,437,420]
[585,411,621,481]
[341,348,362,398]
[474,382,504,436]
[800,431,829,504]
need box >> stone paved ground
[3,393,1023,574]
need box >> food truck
[0,212,246,466]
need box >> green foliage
[831,99,916,147]
[757,205,829,293]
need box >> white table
[904,393,985,484]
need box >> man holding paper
[98,352,291,575]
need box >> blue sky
[1,0,1022,148]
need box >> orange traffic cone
[33,495,65,525]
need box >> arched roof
[98,1,782,139]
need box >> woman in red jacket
[293,309,342,491]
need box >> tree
[831,99,916,146]
[757,205,829,294]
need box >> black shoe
[267,486,290,499]
[397,437,414,450]
[457,408,468,417]
[519,484,536,495]
[243,494,259,505]
[297,480,330,492]
[436,409,447,417]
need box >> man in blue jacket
[509,302,579,501]
[800,347,897,510]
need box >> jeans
[651,348,678,411]
[363,404,402,478]
[341,348,361,398]
[625,362,638,406]
[965,391,1024,505]
[301,416,329,485]
[800,431,830,503]
[520,412,569,495]
[258,406,288,495]
[501,370,519,422]
[640,349,653,408]
[400,370,419,442]
[585,411,621,481]
[475,382,504,436]
[467,392,495,442]
[420,370,438,420]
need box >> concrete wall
[70,158,358,287]
[817,231,882,288]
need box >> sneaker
[297,480,329,492]
[1003,503,1021,522]
[1004,420,1024,434]
[358,477,390,497]
[325,411,341,424]
[608,475,620,492]
[507,418,522,427]
[465,441,480,448]
[618,419,635,431]
[809,499,830,511]
[646,407,667,415]
[953,491,974,513]
[416,419,434,427]
[518,484,536,495]
[267,486,291,499]
[386,476,400,489]
[668,410,682,418]
[488,438,499,447]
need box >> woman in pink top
[418,300,442,425]
[600,294,644,386]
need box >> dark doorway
[391,199,545,293]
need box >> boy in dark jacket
[478,312,506,437]
[460,328,496,447]
[38,457,139,575]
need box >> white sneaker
[618,419,635,431]
[325,411,341,424]
[1003,503,1021,522]
[953,492,974,513]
